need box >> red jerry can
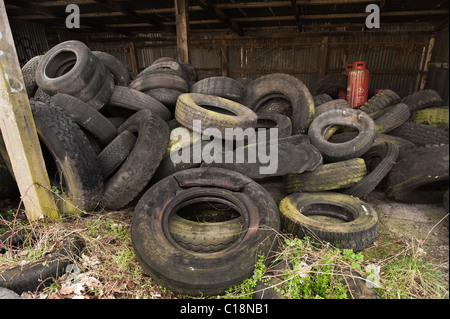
[347,61,369,108]
[338,63,354,100]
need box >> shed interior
[4,0,449,102]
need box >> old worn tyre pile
[1,40,448,297]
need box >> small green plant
[225,251,267,299]
[225,236,368,299]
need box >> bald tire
[285,158,367,193]
[279,192,379,251]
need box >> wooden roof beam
[7,0,132,36]
[193,0,244,36]
[93,0,174,32]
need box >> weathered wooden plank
[0,1,58,221]
[175,0,190,63]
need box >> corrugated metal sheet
[8,19,49,66]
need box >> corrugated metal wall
[8,18,447,102]
[8,19,49,67]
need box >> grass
[0,199,448,299]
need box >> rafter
[193,0,244,36]
[93,0,174,32]
[8,0,131,36]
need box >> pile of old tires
[1,39,448,297]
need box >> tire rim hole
[45,51,76,79]
[197,103,237,116]
[175,201,241,223]
[300,204,355,223]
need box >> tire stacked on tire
[6,45,447,297]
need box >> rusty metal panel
[426,26,449,104]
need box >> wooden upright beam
[175,0,190,63]
[0,0,58,221]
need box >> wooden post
[419,35,435,90]
[175,0,190,63]
[221,41,229,77]
[0,1,58,221]
[129,41,139,77]
[319,36,329,79]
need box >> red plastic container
[347,61,369,108]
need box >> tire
[92,51,130,86]
[97,130,137,179]
[0,235,83,294]
[359,89,401,114]
[129,72,188,93]
[314,99,350,117]
[108,86,172,121]
[202,135,323,180]
[0,154,18,197]
[103,109,169,210]
[243,73,315,134]
[30,99,104,213]
[279,192,379,251]
[308,108,376,162]
[169,214,245,253]
[386,144,449,203]
[401,89,445,111]
[255,112,292,138]
[285,158,367,193]
[388,122,449,146]
[35,41,113,110]
[255,97,292,115]
[342,142,399,198]
[131,167,280,296]
[145,88,182,107]
[369,103,410,134]
[410,107,449,131]
[51,93,118,147]
[175,93,258,136]
[313,93,333,107]
[191,77,244,102]
[21,55,43,97]
[311,73,347,98]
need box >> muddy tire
[175,93,258,136]
[410,107,449,131]
[97,130,137,179]
[191,77,244,102]
[311,73,347,99]
[342,142,399,198]
[385,144,449,203]
[314,99,350,117]
[255,112,292,138]
[92,51,130,86]
[285,158,367,193]
[279,192,379,251]
[388,122,449,146]
[369,103,410,134]
[30,99,103,213]
[21,55,43,97]
[243,73,315,134]
[108,86,172,121]
[131,167,280,296]
[359,89,401,114]
[51,93,118,147]
[0,235,83,294]
[308,108,376,162]
[103,109,169,210]
[401,89,445,111]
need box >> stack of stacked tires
[1,39,448,297]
